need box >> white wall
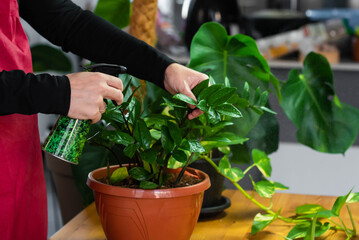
[271,142,359,196]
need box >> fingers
[188,109,203,120]
[105,75,123,91]
[102,86,124,105]
[99,101,107,114]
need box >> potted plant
[84,76,247,240]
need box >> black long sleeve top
[0,0,175,116]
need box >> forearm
[19,0,175,88]
[0,70,70,115]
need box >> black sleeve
[19,0,176,89]
[0,70,70,116]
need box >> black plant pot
[190,158,231,217]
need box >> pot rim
[87,165,210,199]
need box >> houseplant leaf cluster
[85,77,248,188]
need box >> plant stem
[89,140,122,167]
[311,215,318,240]
[175,152,195,185]
[347,204,357,236]
[203,156,301,224]
[339,215,352,238]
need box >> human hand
[163,63,208,119]
[66,72,123,123]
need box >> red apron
[0,0,47,239]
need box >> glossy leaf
[123,143,140,158]
[207,108,221,124]
[162,97,187,108]
[140,180,158,189]
[273,181,289,191]
[139,148,157,164]
[161,126,175,154]
[192,79,210,97]
[198,84,223,102]
[134,119,152,150]
[291,221,330,240]
[196,99,208,111]
[287,222,310,239]
[214,104,242,118]
[251,213,277,235]
[219,156,244,182]
[189,22,270,95]
[252,149,272,178]
[254,180,275,198]
[129,167,151,181]
[110,167,129,184]
[102,130,134,146]
[173,93,197,105]
[296,204,327,215]
[182,140,205,153]
[172,150,188,163]
[207,87,237,106]
[332,191,352,216]
[167,121,182,146]
[347,192,359,203]
[281,52,359,153]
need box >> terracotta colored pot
[87,166,210,240]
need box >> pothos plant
[185,22,359,239]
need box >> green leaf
[287,222,311,239]
[347,192,359,203]
[123,143,140,158]
[252,149,272,178]
[161,97,187,108]
[102,130,134,146]
[167,121,182,146]
[140,180,158,189]
[192,79,210,97]
[182,140,205,153]
[172,150,188,163]
[94,0,131,29]
[214,104,242,118]
[254,180,275,198]
[207,107,221,124]
[139,148,157,164]
[129,97,141,123]
[299,210,336,219]
[149,129,161,140]
[207,87,237,106]
[129,167,151,181]
[110,167,129,184]
[198,84,224,102]
[161,126,175,154]
[281,52,359,154]
[173,93,197,105]
[296,204,327,215]
[196,99,208,111]
[134,119,152,149]
[251,213,277,235]
[273,181,289,191]
[189,22,270,97]
[219,156,244,182]
[31,44,72,72]
[332,191,352,216]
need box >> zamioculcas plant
[86,76,250,189]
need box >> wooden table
[50,190,359,240]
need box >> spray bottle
[42,63,127,164]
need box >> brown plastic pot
[87,166,210,240]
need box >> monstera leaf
[188,22,279,161]
[281,52,359,153]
